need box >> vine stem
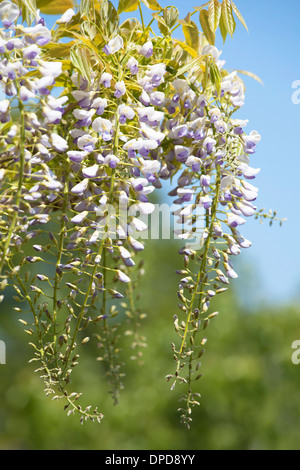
[138,1,145,31]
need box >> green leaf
[163,6,179,29]
[173,39,198,58]
[219,6,228,42]
[199,9,215,45]
[152,13,170,36]
[70,45,92,83]
[209,61,222,95]
[37,0,74,14]
[43,41,77,58]
[181,13,200,52]
[117,0,139,14]
[96,0,119,37]
[80,0,94,18]
[193,2,211,12]
[141,0,162,11]
[19,0,37,24]
[221,0,234,37]
[175,54,205,77]
[230,0,248,31]
[208,0,221,33]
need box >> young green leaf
[208,0,221,33]
[117,0,139,14]
[221,0,234,37]
[230,0,248,31]
[182,19,200,52]
[70,45,92,83]
[141,0,162,11]
[37,0,74,14]
[152,13,170,36]
[163,6,179,29]
[199,9,215,45]
[173,39,198,58]
[219,5,228,42]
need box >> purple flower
[100,72,112,88]
[127,57,139,74]
[139,41,153,58]
[227,213,246,228]
[114,81,126,98]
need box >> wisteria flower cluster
[0,0,282,426]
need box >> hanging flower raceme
[0,0,283,428]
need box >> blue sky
[45,0,300,305]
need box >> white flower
[77,134,97,152]
[202,45,221,61]
[72,108,95,120]
[114,80,126,98]
[51,134,68,152]
[100,72,113,88]
[82,164,99,178]
[127,57,139,74]
[71,211,89,224]
[103,154,120,168]
[129,202,155,216]
[130,217,148,232]
[22,24,51,46]
[0,99,9,114]
[108,35,123,53]
[47,95,68,110]
[118,103,135,121]
[43,107,62,123]
[140,123,165,143]
[139,40,153,58]
[150,91,165,107]
[172,79,190,95]
[118,246,131,259]
[0,1,19,27]
[39,61,63,78]
[139,158,160,175]
[57,8,75,24]
[71,179,89,195]
[92,117,112,138]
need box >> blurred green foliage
[0,237,299,450]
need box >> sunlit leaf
[193,2,211,12]
[163,6,179,29]
[117,0,139,14]
[18,0,37,24]
[182,14,199,52]
[173,39,198,58]
[141,0,162,11]
[175,54,205,77]
[221,0,234,37]
[70,31,99,55]
[70,45,92,83]
[96,0,119,37]
[43,41,77,59]
[219,6,228,42]
[80,0,95,18]
[37,0,74,15]
[230,0,248,31]
[199,9,215,45]
[152,13,170,36]
[208,0,221,33]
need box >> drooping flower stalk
[0,0,285,426]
